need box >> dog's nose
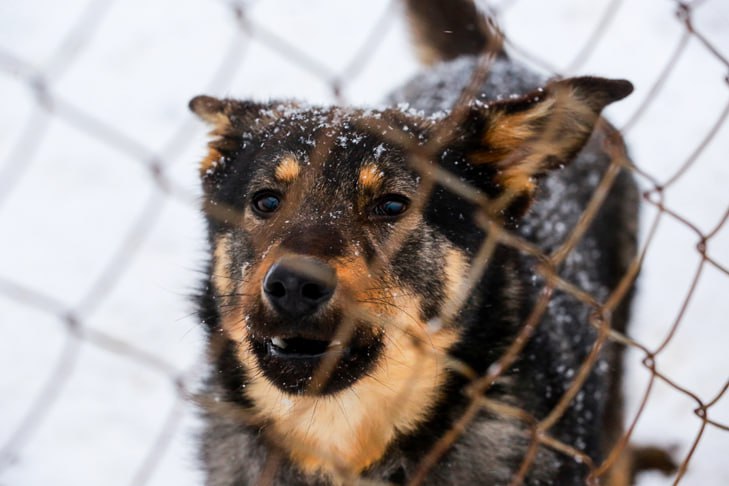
[263,257,337,317]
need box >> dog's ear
[189,96,291,178]
[459,76,632,217]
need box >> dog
[189,1,656,484]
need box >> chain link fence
[0,0,727,485]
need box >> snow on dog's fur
[189,1,666,484]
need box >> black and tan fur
[190,1,670,484]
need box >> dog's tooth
[328,340,342,348]
[271,337,287,349]
[426,318,444,333]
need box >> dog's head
[191,77,631,473]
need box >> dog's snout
[263,257,337,317]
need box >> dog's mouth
[267,336,346,359]
[250,327,383,395]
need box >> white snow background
[0,0,727,485]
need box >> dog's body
[191,1,641,484]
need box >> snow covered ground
[0,0,726,485]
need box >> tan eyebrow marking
[274,155,301,183]
[358,163,383,192]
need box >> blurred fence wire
[0,0,727,485]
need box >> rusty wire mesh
[0,0,727,485]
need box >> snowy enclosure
[0,0,727,485]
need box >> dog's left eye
[372,195,409,218]
[252,192,282,216]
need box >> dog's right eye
[372,195,409,218]
[252,192,281,216]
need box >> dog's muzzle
[252,255,382,394]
